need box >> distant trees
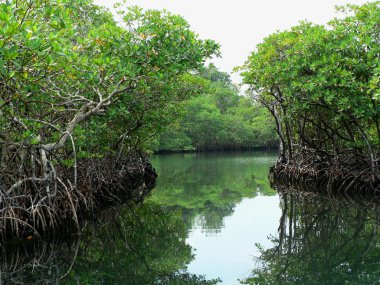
[154,64,278,152]
[241,2,380,176]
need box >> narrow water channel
[149,152,280,284]
[1,151,380,284]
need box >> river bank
[270,150,380,197]
[3,151,380,284]
[0,152,157,241]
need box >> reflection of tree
[242,188,380,285]
[0,202,219,284]
[0,236,80,283]
[150,152,277,233]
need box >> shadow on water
[0,202,219,285]
[242,184,380,285]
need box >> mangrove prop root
[0,151,157,240]
[270,150,380,198]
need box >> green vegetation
[0,0,217,187]
[0,0,218,234]
[7,0,219,160]
[153,64,278,152]
[241,2,380,180]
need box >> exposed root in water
[270,150,380,198]
[0,151,157,241]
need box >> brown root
[0,151,157,240]
[270,149,380,199]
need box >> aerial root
[270,150,380,198]
[0,152,157,241]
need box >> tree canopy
[0,0,218,235]
[241,2,380,173]
[0,0,218,160]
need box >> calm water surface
[149,152,280,284]
[2,151,380,284]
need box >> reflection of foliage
[242,189,380,285]
[0,202,219,284]
[150,152,277,233]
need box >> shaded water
[1,152,380,284]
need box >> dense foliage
[0,0,218,235]
[0,0,218,183]
[154,65,278,152]
[241,2,380,174]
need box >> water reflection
[150,152,280,284]
[0,202,219,284]
[0,152,278,284]
[8,152,373,284]
[242,187,380,285]
[149,152,278,234]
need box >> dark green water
[2,152,380,284]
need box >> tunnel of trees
[241,2,380,191]
[2,0,379,238]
